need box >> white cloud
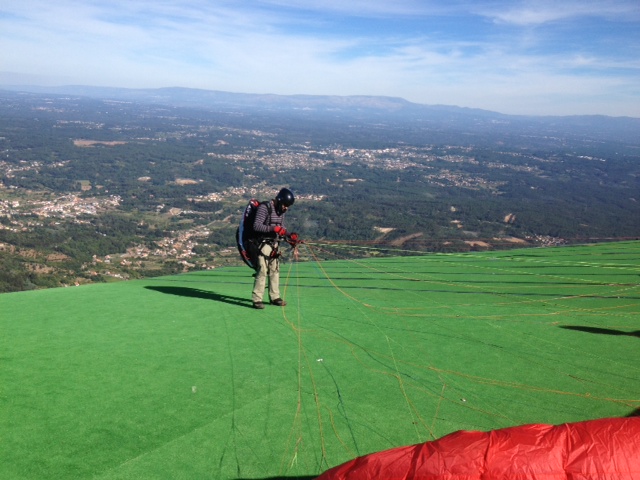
[481,0,640,26]
[1,0,638,116]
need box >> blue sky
[1,0,639,116]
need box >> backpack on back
[236,199,271,269]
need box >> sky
[1,0,639,117]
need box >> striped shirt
[253,200,285,236]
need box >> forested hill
[0,87,639,292]
[4,84,640,144]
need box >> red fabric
[316,417,640,480]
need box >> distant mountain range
[2,84,639,145]
[0,84,502,115]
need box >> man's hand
[274,226,287,236]
[285,232,302,246]
[286,232,302,260]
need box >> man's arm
[253,203,275,234]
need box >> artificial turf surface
[1,241,639,479]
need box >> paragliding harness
[236,199,302,271]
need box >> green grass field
[2,241,639,479]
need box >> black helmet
[275,188,295,208]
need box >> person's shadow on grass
[145,286,253,308]
[560,325,640,338]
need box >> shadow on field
[561,325,640,338]
[145,286,253,308]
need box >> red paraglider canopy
[316,417,640,480]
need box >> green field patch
[2,242,639,479]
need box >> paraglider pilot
[250,188,295,309]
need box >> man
[250,188,295,309]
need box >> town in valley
[1,88,638,291]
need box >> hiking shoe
[253,301,265,309]
[271,298,287,306]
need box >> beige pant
[252,242,280,303]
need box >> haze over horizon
[1,0,639,118]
